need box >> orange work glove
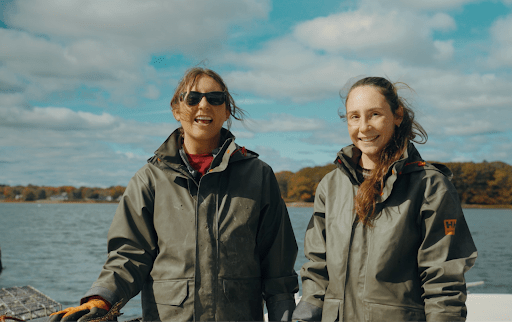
[49,296,111,322]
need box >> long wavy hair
[340,77,428,226]
[170,67,246,130]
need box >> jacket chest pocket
[143,279,190,306]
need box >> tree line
[276,160,512,206]
[1,185,125,202]
[2,160,511,206]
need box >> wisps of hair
[170,66,246,129]
[340,76,428,226]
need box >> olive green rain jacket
[293,143,477,322]
[83,128,299,321]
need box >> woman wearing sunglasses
[50,68,298,322]
[292,77,477,322]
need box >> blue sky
[1,0,512,187]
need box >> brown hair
[340,76,428,226]
[170,67,246,129]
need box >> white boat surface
[466,293,512,321]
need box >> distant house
[50,192,68,201]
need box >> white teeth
[196,116,212,121]
[360,136,378,142]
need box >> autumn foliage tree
[276,161,512,206]
[279,164,336,202]
[1,161,511,205]
[442,161,512,205]
[0,184,125,202]
[275,171,293,199]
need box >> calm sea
[0,203,510,320]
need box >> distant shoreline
[0,199,117,204]
[1,200,511,209]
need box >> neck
[359,154,377,170]
[182,135,221,155]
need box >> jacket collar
[149,127,258,174]
[335,142,453,202]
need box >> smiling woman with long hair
[293,76,477,322]
[49,67,299,322]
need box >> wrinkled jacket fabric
[293,143,477,322]
[83,128,299,321]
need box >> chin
[359,147,382,159]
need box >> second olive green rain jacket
[293,143,477,322]
[82,128,299,321]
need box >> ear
[394,105,404,127]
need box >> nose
[360,116,371,131]
[198,96,209,109]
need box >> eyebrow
[347,107,385,113]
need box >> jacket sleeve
[82,167,158,307]
[418,175,477,322]
[292,179,328,321]
[257,165,299,321]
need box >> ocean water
[0,203,510,320]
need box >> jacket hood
[335,142,453,202]
[148,127,258,174]
[336,142,452,178]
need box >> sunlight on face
[346,85,402,169]
[173,75,230,154]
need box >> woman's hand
[49,297,111,322]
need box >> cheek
[218,107,229,122]
[177,109,194,123]
[386,123,396,136]
[348,125,358,137]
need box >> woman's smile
[359,135,379,142]
[195,115,213,124]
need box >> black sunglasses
[180,91,227,106]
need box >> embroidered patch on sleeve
[444,219,457,235]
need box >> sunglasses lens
[184,92,226,106]
[186,92,202,106]
[206,92,226,105]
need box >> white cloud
[245,114,327,133]
[433,40,455,61]
[0,0,270,107]
[410,71,512,112]
[292,7,455,63]
[362,0,480,11]
[0,28,148,104]
[301,126,352,147]
[0,104,179,186]
[1,0,511,186]
[0,93,29,108]
[253,146,316,173]
[223,37,366,101]
[0,29,135,79]
[5,0,270,55]
[1,105,114,130]
[489,13,512,67]
[143,85,161,100]
[0,103,174,141]
[222,3,463,102]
